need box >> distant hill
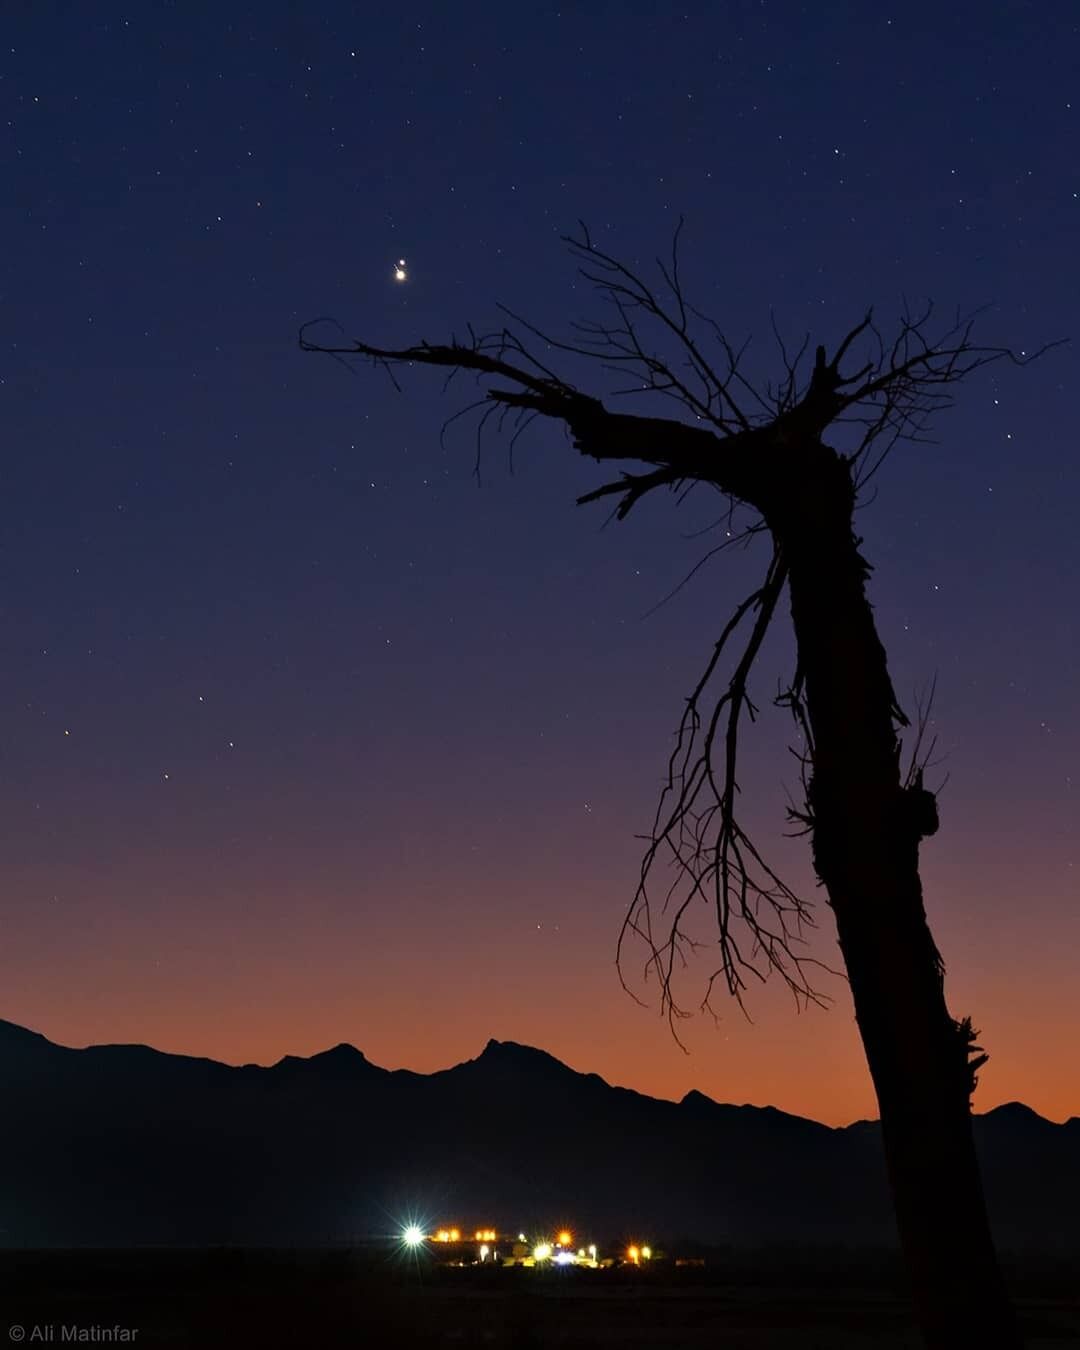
[1,1018,1075,1250]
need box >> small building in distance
[418,1224,655,1270]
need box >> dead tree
[301,223,1060,1348]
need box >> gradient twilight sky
[4,2,1078,1127]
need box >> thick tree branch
[299,323,773,510]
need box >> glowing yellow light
[628,1245,640,1263]
[533,1243,552,1261]
[642,1246,652,1260]
[475,1230,483,1241]
[557,1230,572,1246]
[588,1244,597,1258]
[436,1230,449,1243]
[449,1228,460,1242]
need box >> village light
[588,1244,596,1258]
[449,1228,460,1242]
[479,1244,490,1262]
[556,1229,572,1246]
[641,1246,652,1260]
[533,1243,552,1261]
[628,1245,640,1264]
[402,1225,425,1247]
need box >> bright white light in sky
[393,258,408,282]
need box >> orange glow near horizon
[10,959,1078,1128]
[6,851,1078,1129]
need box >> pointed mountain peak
[980,1100,1052,1126]
[312,1042,371,1065]
[474,1039,573,1074]
[680,1088,718,1109]
[272,1042,379,1077]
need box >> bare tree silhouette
[301,223,1061,1348]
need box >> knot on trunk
[899,778,939,842]
[954,1015,989,1102]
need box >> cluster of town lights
[401,1224,650,1268]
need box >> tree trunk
[775,447,1019,1348]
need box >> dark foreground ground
[3,1248,1078,1348]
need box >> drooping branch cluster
[615,545,840,1038]
[300,222,1060,1030]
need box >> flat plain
[4,1249,1078,1348]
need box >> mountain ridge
[2,1016,1075,1250]
[3,1018,1061,1128]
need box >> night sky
[5,2,1078,1126]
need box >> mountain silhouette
[1,1018,1074,1251]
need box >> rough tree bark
[775,442,1013,1344]
[301,227,1058,1348]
